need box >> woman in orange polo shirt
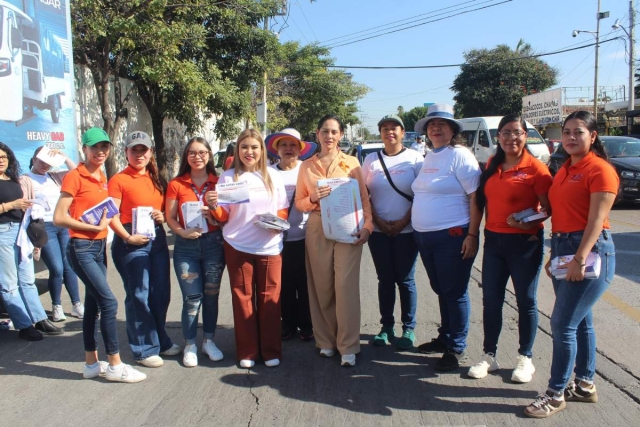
[109,131,179,369]
[295,115,373,367]
[166,137,225,368]
[469,114,552,383]
[54,128,146,383]
[524,111,618,418]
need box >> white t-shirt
[219,167,288,255]
[410,142,427,156]
[270,162,308,242]
[26,172,61,223]
[411,146,481,232]
[362,148,423,234]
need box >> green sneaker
[395,329,415,350]
[372,327,395,346]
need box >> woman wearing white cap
[109,131,180,368]
[363,114,423,350]
[411,104,482,371]
[266,128,317,342]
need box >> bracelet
[467,233,478,239]
[572,258,586,267]
[125,235,132,244]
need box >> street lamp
[611,0,636,112]
[572,1,609,121]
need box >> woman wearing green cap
[54,127,147,383]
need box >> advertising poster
[0,0,78,170]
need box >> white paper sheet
[36,146,66,168]
[181,201,208,231]
[132,206,156,239]
[216,181,250,205]
[317,178,364,244]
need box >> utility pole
[630,0,635,112]
[262,16,269,138]
[594,0,601,121]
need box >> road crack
[245,369,260,427]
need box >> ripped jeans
[173,230,225,344]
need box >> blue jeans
[41,222,80,305]
[112,225,173,360]
[67,238,119,355]
[368,231,418,330]
[414,227,475,353]
[481,229,543,358]
[173,231,225,345]
[548,230,615,393]
[0,222,47,330]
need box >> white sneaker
[105,363,147,383]
[71,302,84,319]
[183,344,198,368]
[341,354,356,367]
[83,361,108,379]
[202,339,224,361]
[512,355,535,383]
[138,355,164,368]
[319,348,335,358]
[52,304,66,322]
[240,359,255,369]
[160,343,181,356]
[468,353,500,379]
[265,358,280,367]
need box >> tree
[267,42,369,136]
[452,41,558,118]
[397,106,405,116]
[399,106,428,132]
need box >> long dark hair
[176,137,217,178]
[476,114,528,211]
[0,142,21,182]
[562,110,608,161]
[317,114,345,133]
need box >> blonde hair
[233,129,273,194]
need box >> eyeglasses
[0,155,8,161]
[188,150,209,158]
[499,130,526,138]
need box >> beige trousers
[305,213,362,355]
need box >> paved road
[1,204,639,426]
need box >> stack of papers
[80,197,119,225]
[36,146,66,168]
[132,206,156,240]
[550,252,601,280]
[181,201,208,231]
[253,213,290,232]
[513,207,548,223]
[317,178,364,244]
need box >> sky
[275,0,636,133]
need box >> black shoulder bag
[376,151,413,202]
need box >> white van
[457,117,550,166]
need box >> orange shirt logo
[568,174,583,183]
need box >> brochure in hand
[132,206,156,240]
[512,207,548,223]
[550,252,601,280]
[80,197,119,225]
[253,213,290,232]
[181,201,208,231]
[317,178,364,244]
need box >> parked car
[403,131,419,148]
[339,140,351,153]
[548,136,640,202]
[348,142,384,165]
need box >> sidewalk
[1,233,639,426]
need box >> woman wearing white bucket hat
[266,128,317,342]
[411,103,482,371]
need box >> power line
[325,0,512,49]
[281,37,621,70]
[295,0,319,42]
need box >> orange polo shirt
[166,172,220,232]
[295,151,373,233]
[485,150,552,234]
[60,163,110,240]
[549,152,619,233]
[108,166,164,224]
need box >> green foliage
[399,106,428,132]
[267,42,369,136]
[452,42,558,118]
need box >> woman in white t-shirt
[266,128,317,342]
[363,114,423,350]
[206,129,288,369]
[20,147,83,322]
[411,104,482,371]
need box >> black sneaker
[417,338,447,354]
[19,326,43,341]
[299,329,314,341]
[281,326,296,341]
[35,319,64,335]
[564,381,598,403]
[435,350,466,371]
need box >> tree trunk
[150,109,170,183]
